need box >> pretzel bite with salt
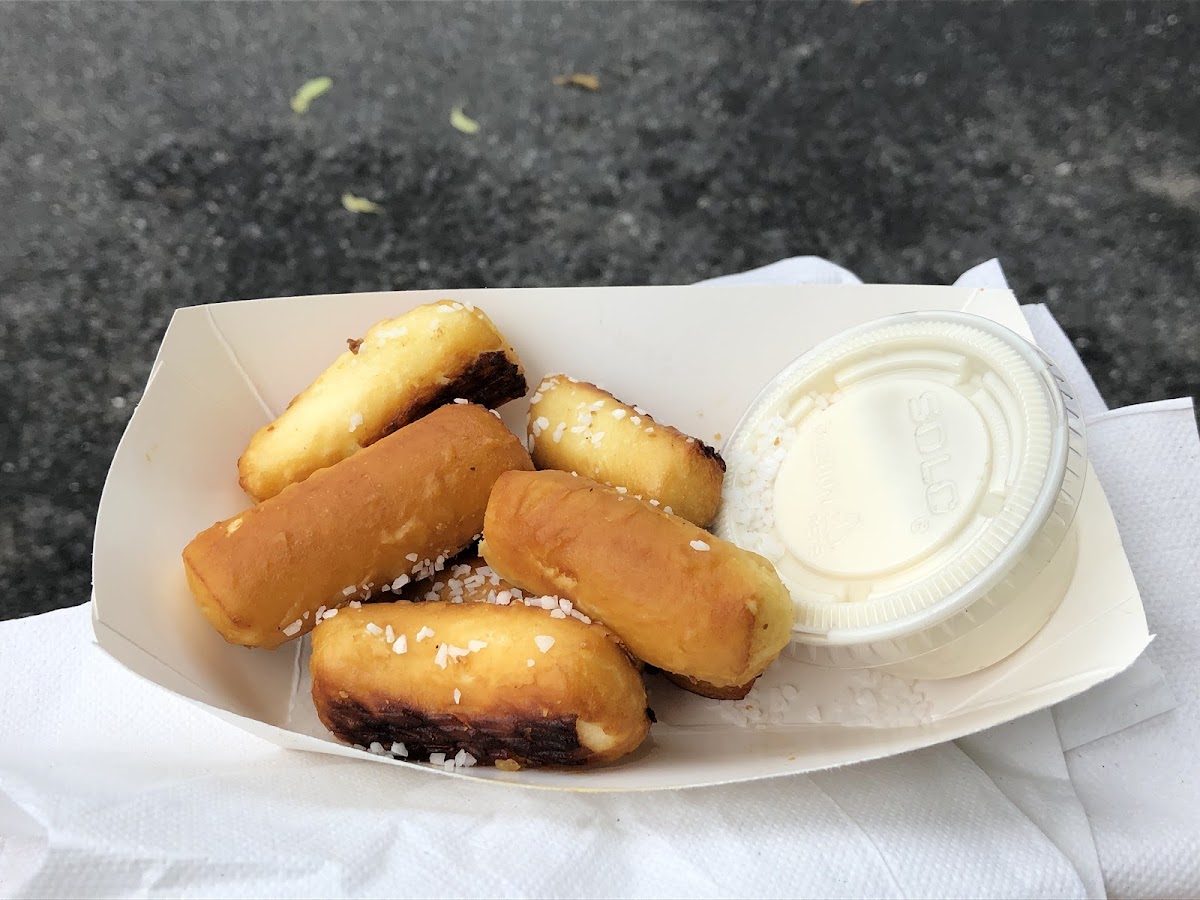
[239,301,526,502]
[311,601,651,768]
[184,404,533,649]
[479,469,794,690]
[526,376,725,527]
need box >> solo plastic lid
[715,311,1087,645]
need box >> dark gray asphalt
[1,1,1198,619]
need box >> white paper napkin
[1,260,1195,899]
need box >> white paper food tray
[91,284,1150,791]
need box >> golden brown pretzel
[183,404,533,648]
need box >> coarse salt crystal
[590,400,606,409]
[385,625,395,643]
[438,304,455,313]
[633,406,647,415]
[552,422,566,443]
[342,585,357,596]
[448,645,470,659]
[323,607,339,619]
[645,427,654,434]
[315,605,326,619]
[630,416,641,426]
[690,539,711,552]
[429,752,446,765]
[406,553,419,563]
[649,499,660,506]
[391,741,408,757]
[424,591,439,602]
[534,635,555,653]
[530,392,543,404]
[282,619,303,637]
[612,408,626,419]
[453,688,462,704]
[540,596,557,610]
[550,609,566,618]
[349,600,362,608]
[368,741,386,755]
[393,634,407,654]
[460,751,477,768]
[391,574,410,591]
[527,658,535,667]
[468,639,488,652]
[366,622,383,636]
[569,425,586,434]
[453,398,469,404]
[416,626,435,642]
[348,412,364,433]
[491,409,501,418]
[664,506,673,515]
[434,644,449,669]
[615,486,627,494]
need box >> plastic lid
[715,311,1086,645]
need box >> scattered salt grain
[434,644,449,669]
[591,431,606,445]
[534,635,555,653]
[615,486,627,494]
[611,408,626,420]
[416,626,435,642]
[552,422,566,443]
[690,540,711,552]
[366,622,383,636]
[527,658,536,667]
[630,416,641,426]
[385,625,395,643]
[282,619,303,637]
[590,400,606,409]
[645,427,654,434]
[393,634,407,654]
[342,585,357,597]
[348,412,364,433]
[453,688,462,704]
